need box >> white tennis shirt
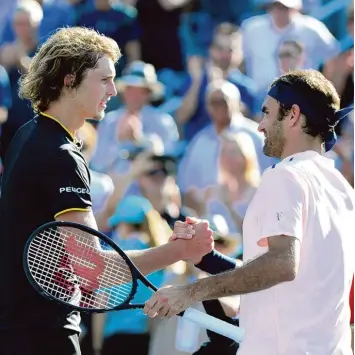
[239,150,354,355]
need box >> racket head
[23,220,142,313]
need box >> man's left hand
[143,284,193,319]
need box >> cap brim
[260,0,302,9]
[108,215,122,228]
[115,75,165,100]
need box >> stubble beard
[263,120,285,158]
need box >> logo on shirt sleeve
[59,187,90,194]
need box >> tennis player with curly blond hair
[0,27,214,355]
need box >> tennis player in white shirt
[144,69,355,355]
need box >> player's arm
[48,150,213,278]
[189,234,300,301]
[189,169,304,301]
[58,209,213,276]
[143,169,306,316]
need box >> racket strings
[27,227,134,310]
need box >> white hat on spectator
[115,61,165,100]
[14,0,43,26]
[206,79,241,102]
[264,0,302,9]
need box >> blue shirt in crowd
[178,69,258,142]
[90,106,179,174]
[0,65,12,111]
[76,2,140,72]
[0,65,12,137]
[177,114,276,194]
[0,0,75,45]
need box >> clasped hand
[144,216,213,319]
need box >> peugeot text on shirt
[59,187,90,194]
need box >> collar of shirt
[281,150,335,167]
[39,112,82,148]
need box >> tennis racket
[23,221,245,343]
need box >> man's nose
[108,81,117,97]
[257,119,265,132]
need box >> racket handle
[181,307,245,343]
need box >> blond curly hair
[19,27,121,112]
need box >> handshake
[169,216,215,264]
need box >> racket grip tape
[181,307,245,343]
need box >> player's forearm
[190,250,295,301]
[127,241,183,275]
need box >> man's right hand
[171,218,214,264]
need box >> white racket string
[26,226,134,310]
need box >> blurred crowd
[0,0,353,354]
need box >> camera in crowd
[119,142,181,176]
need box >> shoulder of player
[261,159,311,197]
[45,143,87,171]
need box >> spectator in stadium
[92,196,170,355]
[77,122,115,215]
[0,0,42,161]
[0,65,12,175]
[148,260,209,355]
[0,0,75,46]
[135,0,190,72]
[90,61,179,175]
[278,39,305,74]
[0,65,12,132]
[335,111,354,186]
[94,148,196,232]
[76,0,141,73]
[178,80,274,212]
[241,0,340,102]
[175,23,258,141]
[191,131,260,238]
[325,2,354,110]
[0,0,18,38]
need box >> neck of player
[45,100,86,138]
[280,135,323,160]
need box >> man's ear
[64,74,75,88]
[288,104,302,128]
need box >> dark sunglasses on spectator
[278,51,299,59]
[146,168,168,177]
[208,98,228,106]
[213,42,234,53]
